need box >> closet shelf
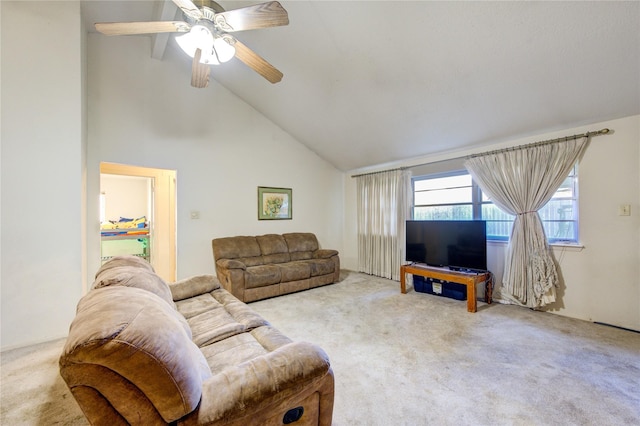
[101,232,150,241]
[100,228,150,265]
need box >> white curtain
[464,137,589,308]
[356,169,412,280]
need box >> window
[413,173,473,220]
[412,167,579,243]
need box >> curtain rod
[351,166,407,179]
[351,128,611,178]
[466,128,610,159]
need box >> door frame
[100,162,177,281]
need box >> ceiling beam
[151,0,179,60]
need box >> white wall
[1,1,84,350]
[547,116,639,330]
[100,175,151,221]
[344,115,640,331]
[86,34,344,282]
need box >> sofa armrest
[184,341,331,424]
[216,259,247,270]
[169,274,221,301]
[314,249,339,259]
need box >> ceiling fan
[95,0,289,88]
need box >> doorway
[100,162,177,281]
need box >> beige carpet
[2,271,639,425]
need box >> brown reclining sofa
[59,255,334,425]
[212,233,340,303]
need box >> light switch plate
[619,204,631,216]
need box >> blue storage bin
[413,275,467,301]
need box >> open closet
[100,174,152,264]
[99,162,177,282]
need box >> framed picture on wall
[258,187,292,220]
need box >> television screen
[405,220,487,271]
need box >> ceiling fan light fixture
[212,36,235,63]
[176,23,212,55]
[176,21,235,65]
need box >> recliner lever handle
[283,406,304,424]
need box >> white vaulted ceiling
[83,0,640,171]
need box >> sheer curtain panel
[356,170,412,280]
[464,137,589,308]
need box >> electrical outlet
[618,204,631,216]
[190,211,200,219]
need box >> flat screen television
[405,220,487,272]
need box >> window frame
[412,171,474,221]
[411,167,580,244]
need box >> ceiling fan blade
[191,48,210,88]
[232,39,283,84]
[172,0,204,20]
[95,21,190,36]
[214,1,289,32]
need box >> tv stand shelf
[400,264,492,313]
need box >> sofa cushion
[175,293,222,319]
[244,265,282,289]
[278,262,311,282]
[170,274,220,301]
[198,326,293,375]
[210,288,269,330]
[289,251,313,261]
[306,258,336,276]
[250,325,294,351]
[256,234,291,264]
[60,286,211,423]
[93,264,175,308]
[199,333,269,375]
[212,236,263,267]
[236,256,264,267]
[315,249,339,259]
[284,233,319,261]
[175,289,270,348]
[187,307,247,347]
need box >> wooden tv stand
[400,263,493,313]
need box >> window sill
[486,239,585,252]
[550,242,585,252]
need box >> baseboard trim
[593,322,640,334]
